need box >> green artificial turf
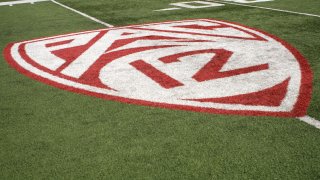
[0,0,320,179]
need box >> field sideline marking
[154,7,181,12]
[207,0,320,18]
[298,116,320,129]
[0,0,49,6]
[50,0,114,27]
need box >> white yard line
[298,116,320,129]
[50,0,114,27]
[0,0,49,6]
[154,7,181,12]
[0,0,114,27]
[207,0,320,18]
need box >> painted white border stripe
[298,116,320,129]
[154,7,181,12]
[208,0,320,18]
[50,0,114,27]
[0,0,48,6]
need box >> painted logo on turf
[4,19,312,117]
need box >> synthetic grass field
[0,0,320,179]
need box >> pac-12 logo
[4,19,312,117]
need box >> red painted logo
[4,19,313,117]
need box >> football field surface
[1,0,320,179]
